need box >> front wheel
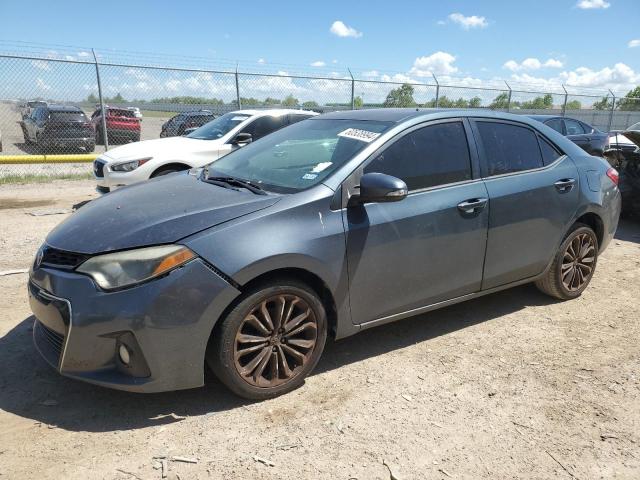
[207,280,327,400]
[536,224,598,300]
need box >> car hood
[622,128,640,148]
[46,172,280,254]
[100,136,220,162]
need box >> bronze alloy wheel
[561,232,596,292]
[233,294,318,388]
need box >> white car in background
[93,109,317,192]
[127,107,143,119]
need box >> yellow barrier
[0,154,98,164]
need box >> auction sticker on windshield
[337,128,381,143]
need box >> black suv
[160,111,217,138]
[528,115,608,157]
[21,105,95,153]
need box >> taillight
[606,167,619,185]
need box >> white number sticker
[337,128,381,143]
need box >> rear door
[471,119,579,289]
[344,119,489,325]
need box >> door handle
[554,178,576,193]
[457,198,487,214]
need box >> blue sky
[0,0,639,101]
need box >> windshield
[187,112,250,140]
[206,118,393,193]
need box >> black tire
[535,223,598,300]
[207,279,328,400]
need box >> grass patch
[0,172,93,185]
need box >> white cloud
[448,13,488,29]
[310,60,326,67]
[31,60,51,71]
[362,70,379,78]
[409,51,458,77]
[330,20,362,38]
[64,55,75,61]
[257,58,266,64]
[332,59,338,64]
[629,39,640,48]
[124,68,149,80]
[576,0,610,9]
[503,57,563,71]
[77,51,90,58]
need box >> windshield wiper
[205,176,267,195]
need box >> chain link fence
[1,50,639,180]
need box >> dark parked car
[605,123,640,214]
[91,107,141,144]
[160,110,217,138]
[528,115,608,157]
[29,109,620,400]
[21,105,95,152]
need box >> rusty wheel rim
[233,294,318,388]
[561,232,596,292]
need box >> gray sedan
[29,109,621,399]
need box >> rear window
[50,111,88,122]
[108,109,135,118]
[477,121,543,176]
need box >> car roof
[48,105,82,112]
[527,114,561,121]
[232,109,319,117]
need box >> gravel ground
[0,180,639,480]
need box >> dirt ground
[0,179,639,480]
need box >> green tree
[263,97,280,105]
[565,100,582,110]
[593,96,613,110]
[281,94,299,107]
[353,96,364,109]
[521,94,554,110]
[383,84,416,107]
[618,86,640,111]
[469,96,482,108]
[454,98,469,108]
[437,95,454,108]
[240,97,261,106]
[489,92,510,110]
[302,100,319,109]
[86,93,98,104]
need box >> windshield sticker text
[337,128,381,143]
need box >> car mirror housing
[232,132,253,146]
[351,172,408,205]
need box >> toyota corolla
[29,109,621,399]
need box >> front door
[344,120,489,325]
[471,119,580,289]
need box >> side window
[580,121,593,134]
[564,119,585,135]
[364,121,472,191]
[242,115,287,141]
[476,121,543,176]
[544,118,564,134]
[538,135,563,166]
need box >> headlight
[110,157,152,172]
[76,245,195,290]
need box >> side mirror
[232,132,253,146]
[352,172,408,205]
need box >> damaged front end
[604,124,640,215]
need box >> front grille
[41,246,89,270]
[34,320,65,366]
[94,159,105,177]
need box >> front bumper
[29,258,240,393]
[42,136,95,148]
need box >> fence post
[235,66,241,109]
[504,81,512,112]
[348,69,355,110]
[92,49,109,151]
[432,74,440,107]
[607,89,616,132]
[561,85,568,117]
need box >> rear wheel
[207,280,327,400]
[536,223,598,300]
